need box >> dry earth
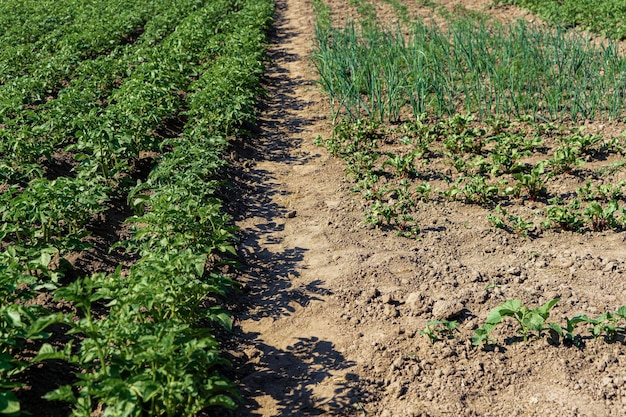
[223,1,626,416]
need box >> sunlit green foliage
[0,0,273,414]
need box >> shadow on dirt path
[220,0,366,415]
[232,335,359,416]
[231,0,324,322]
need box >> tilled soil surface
[226,1,626,416]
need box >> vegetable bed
[313,0,626,363]
[0,0,272,415]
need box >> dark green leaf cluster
[0,0,273,414]
[0,305,63,415]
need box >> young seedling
[486,205,533,237]
[487,212,506,230]
[584,311,625,342]
[397,214,420,238]
[569,133,602,156]
[489,146,527,175]
[596,161,626,177]
[446,175,499,205]
[543,202,584,232]
[382,149,423,178]
[365,200,397,227]
[595,182,625,202]
[584,200,621,232]
[560,315,589,346]
[420,320,459,343]
[472,299,561,345]
[414,181,432,202]
[508,215,534,237]
[471,322,498,347]
[512,161,547,201]
[548,145,584,174]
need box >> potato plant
[0,305,63,415]
[0,0,273,414]
[0,178,109,251]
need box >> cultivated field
[229,0,626,416]
[0,0,272,415]
[2,0,626,416]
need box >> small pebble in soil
[381,293,393,304]
[384,305,399,318]
[603,262,617,272]
[431,299,464,320]
[507,266,521,276]
[470,270,483,282]
[362,288,380,301]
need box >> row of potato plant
[0,4,232,359]
[0,0,177,112]
[0,0,224,184]
[0,0,230,279]
[0,0,273,415]
[0,0,248,261]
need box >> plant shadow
[215,335,363,417]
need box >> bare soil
[225,1,626,416]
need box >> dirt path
[229,0,357,414]
[226,1,626,416]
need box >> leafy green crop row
[494,0,626,40]
[1,0,239,255]
[423,300,626,348]
[0,0,179,110]
[0,0,273,415]
[317,115,626,239]
[0,0,223,184]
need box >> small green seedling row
[420,300,626,348]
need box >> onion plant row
[0,0,273,415]
[313,15,626,123]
